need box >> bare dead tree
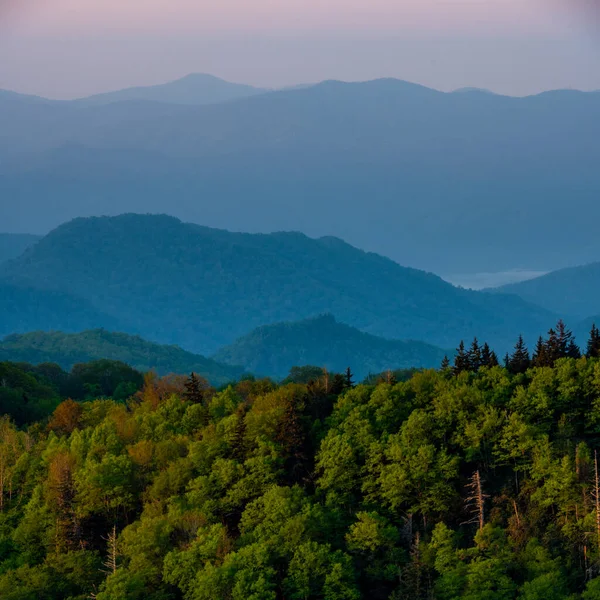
[101,525,118,575]
[462,470,489,531]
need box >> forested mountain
[0,214,556,354]
[3,349,600,598]
[214,314,448,379]
[494,261,600,319]
[0,330,244,385]
[0,79,598,273]
[0,233,40,264]
[74,73,268,106]
[0,282,120,338]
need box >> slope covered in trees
[494,261,600,319]
[0,330,245,386]
[213,314,448,379]
[1,80,598,273]
[0,214,556,354]
[3,335,600,598]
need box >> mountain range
[1,75,598,275]
[0,214,557,356]
[0,329,244,386]
[493,262,600,319]
[213,314,448,379]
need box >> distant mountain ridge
[213,314,448,379]
[0,77,598,273]
[493,262,600,319]
[0,214,556,355]
[73,73,269,106]
[0,329,244,385]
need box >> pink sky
[2,0,587,35]
[1,0,598,98]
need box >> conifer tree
[184,373,204,405]
[508,334,530,374]
[453,341,469,375]
[467,338,482,371]
[587,324,600,358]
[440,356,450,371]
[344,367,355,389]
[488,350,500,368]
[532,336,549,368]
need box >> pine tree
[532,336,549,368]
[184,373,204,405]
[587,324,600,358]
[453,341,469,375]
[488,350,500,367]
[440,356,450,371]
[344,367,355,389]
[508,334,530,374]
[467,338,482,371]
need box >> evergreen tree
[508,335,530,374]
[467,338,482,371]
[488,350,500,368]
[344,367,355,389]
[454,341,469,375]
[587,324,600,358]
[440,356,450,371]
[532,336,549,368]
[184,372,204,405]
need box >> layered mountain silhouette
[0,329,244,385]
[213,314,448,379]
[0,78,598,274]
[0,214,555,355]
[494,262,600,319]
[74,73,268,106]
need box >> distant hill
[0,329,245,386]
[0,282,120,338]
[213,314,448,379]
[493,262,600,319]
[74,73,268,106]
[0,214,555,355]
[0,233,40,264]
[1,78,599,273]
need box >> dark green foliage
[0,329,245,386]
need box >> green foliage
[1,355,600,598]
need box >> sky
[0,0,599,98]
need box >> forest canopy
[1,323,600,598]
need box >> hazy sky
[1,0,599,98]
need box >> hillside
[74,73,268,106]
[494,262,600,319]
[0,214,555,354]
[0,79,599,273]
[0,233,40,264]
[0,282,120,338]
[213,314,448,379]
[0,329,244,385]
